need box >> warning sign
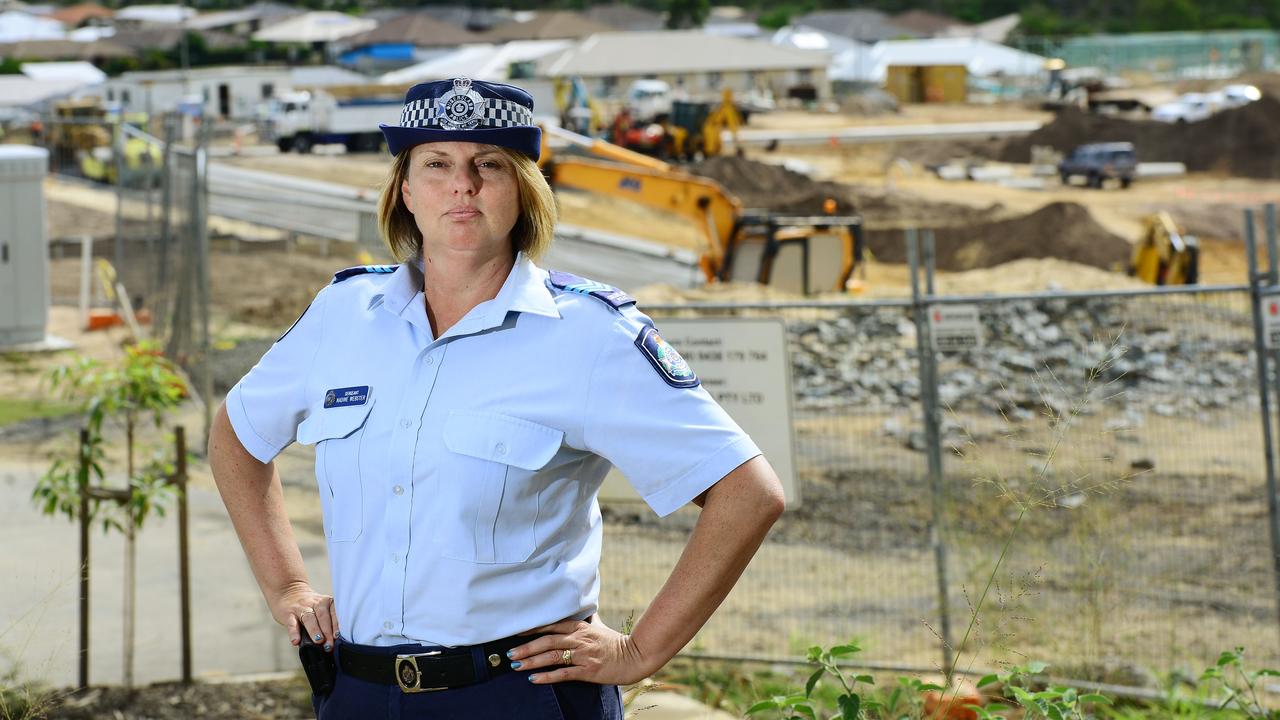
[929,304,984,352]
[1263,299,1280,349]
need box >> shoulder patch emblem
[635,326,699,389]
[548,270,636,310]
[332,264,397,284]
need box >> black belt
[339,634,537,693]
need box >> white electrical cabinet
[0,145,49,346]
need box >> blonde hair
[377,144,556,263]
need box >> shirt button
[495,442,507,456]
[391,553,399,563]
[383,621,393,630]
[400,418,413,429]
[424,355,435,366]
[393,485,404,496]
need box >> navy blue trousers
[312,641,624,720]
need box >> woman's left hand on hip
[508,615,652,686]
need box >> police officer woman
[209,77,785,719]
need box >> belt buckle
[395,651,447,693]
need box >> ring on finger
[300,607,316,616]
[561,649,573,665]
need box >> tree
[665,0,710,29]
[33,341,188,689]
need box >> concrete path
[0,450,330,688]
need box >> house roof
[114,4,196,25]
[0,10,64,43]
[380,39,570,84]
[49,3,112,27]
[542,30,829,77]
[0,38,133,60]
[473,10,615,42]
[583,3,664,32]
[251,11,375,43]
[186,5,300,32]
[940,13,1019,43]
[343,12,481,47]
[793,9,920,43]
[0,74,89,107]
[111,27,244,51]
[891,9,969,36]
[20,59,104,82]
[419,5,508,33]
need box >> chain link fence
[599,236,1280,683]
[39,112,212,433]
[1012,30,1280,82]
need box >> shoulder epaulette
[332,265,398,284]
[547,270,636,310]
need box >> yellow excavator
[1130,212,1198,285]
[538,125,864,294]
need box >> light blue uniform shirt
[226,254,761,647]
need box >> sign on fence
[599,317,799,507]
[929,303,983,352]
[1263,298,1280,349]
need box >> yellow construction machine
[539,125,863,294]
[47,98,111,165]
[1130,212,1198,285]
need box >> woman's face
[400,141,521,261]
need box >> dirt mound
[688,156,1000,227]
[865,201,1131,272]
[1001,96,1280,178]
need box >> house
[48,3,112,29]
[793,9,920,43]
[100,65,369,120]
[337,12,482,71]
[20,59,104,83]
[109,26,245,54]
[828,37,1046,86]
[0,10,64,43]
[541,30,831,101]
[418,5,508,33]
[473,11,614,43]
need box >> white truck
[263,87,404,153]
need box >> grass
[0,399,78,428]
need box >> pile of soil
[865,201,1131,272]
[689,156,1000,227]
[1001,96,1280,179]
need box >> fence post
[77,428,91,690]
[908,229,954,674]
[1244,208,1280,645]
[175,426,192,684]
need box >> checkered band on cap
[399,97,533,130]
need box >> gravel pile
[787,296,1255,423]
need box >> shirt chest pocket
[297,400,375,543]
[437,411,564,564]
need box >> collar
[379,252,560,337]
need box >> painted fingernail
[313,633,323,642]
[506,650,514,658]
[527,674,538,682]
[510,661,522,670]
[324,643,332,652]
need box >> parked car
[1151,92,1221,123]
[1058,142,1138,188]
[1221,83,1262,107]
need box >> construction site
[6,16,1280,717]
